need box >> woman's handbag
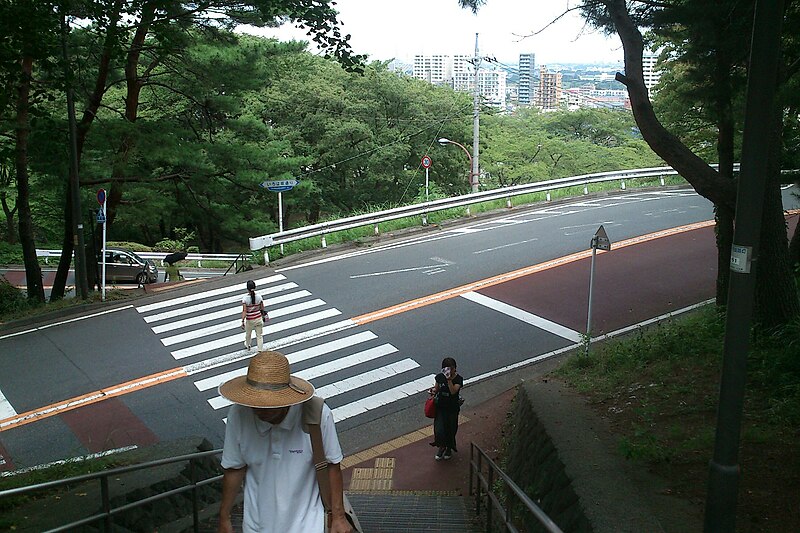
[424,395,436,418]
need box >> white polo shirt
[221,402,344,533]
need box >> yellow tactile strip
[349,457,395,491]
[341,415,469,470]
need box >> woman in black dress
[431,357,463,460]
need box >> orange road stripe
[352,219,716,325]
[0,367,187,432]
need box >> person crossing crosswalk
[135,275,434,425]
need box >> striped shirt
[242,293,263,320]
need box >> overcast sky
[250,0,624,66]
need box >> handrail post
[190,457,200,533]
[486,466,494,533]
[468,443,474,500]
[101,475,112,532]
[475,448,482,517]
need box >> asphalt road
[0,186,797,472]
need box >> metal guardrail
[35,250,249,268]
[0,448,224,533]
[249,164,727,251]
[469,442,564,533]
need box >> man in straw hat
[217,350,351,533]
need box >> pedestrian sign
[592,225,611,251]
[96,211,106,224]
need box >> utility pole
[60,5,88,300]
[703,0,784,530]
[470,33,480,193]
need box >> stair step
[347,492,477,532]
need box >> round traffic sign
[97,188,106,205]
[421,155,432,169]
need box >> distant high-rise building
[518,53,536,105]
[642,52,661,92]
[412,55,452,85]
[537,66,562,110]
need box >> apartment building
[416,54,507,109]
[412,54,452,85]
[518,53,536,105]
[642,52,661,92]
[537,66,562,111]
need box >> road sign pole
[278,191,284,255]
[423,167,429,226]
[101,200,107,300]
[585,238,597,356]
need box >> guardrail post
[506,197,512,208]
[546,191,551,202]
[660,175,665,186]
[374,224,380,236]
[321,234,327,248]
[198,258,202,268]
[101,475,112,532]
[584,183,589,195]
[620,179,626,190]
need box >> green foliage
[153,228,196,252]
[0,242,25,264]
[0,278,31,316]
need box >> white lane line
[314,358,419,399]
[143,283,302,323]
[136,275,285,314]
[0,389,17,419]
[155,297,324,336]
[193,333,384,391]
[350,264,449,279]
[461,291,583,343]
[332,375,435,422]
[207,345,403,410]
[474,237,538,255]
[0,306,133,340]
[161,300,331,346]
[173,312,348,361]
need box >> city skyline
[249,0,624,66]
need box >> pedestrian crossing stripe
[137,275,286,314]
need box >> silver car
[102,248,158,284]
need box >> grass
[553,304,800,531]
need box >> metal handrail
[0,448,224,533]
[470,442,564,533]
[249,164,733,250]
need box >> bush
[0,278,31,316]
[0,242,24,265]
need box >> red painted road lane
[59,397,158,454]
[479,226,718,335]
[0,439,15,473]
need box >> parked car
[100,247,158,284]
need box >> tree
[45,0,364,300]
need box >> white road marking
[460,291,583,343]
[156,298,326,337]
[474,237,539,254]
[143,284,302,323]
[0,388,17,419]
[349,257,452,279]
[161,303,334,346]
[136,275,285,313]
[315,358,419,398]
[176,317,355,362]
[207,345,405,410]
[193,333,383,391]
[332,375,435,422]
[0,306,133,340]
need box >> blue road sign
[260,179,299,192]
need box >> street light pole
[437,137,474,190]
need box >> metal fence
[469,442,564,533]
[35,250,249,268]
[0,448,224,533]
[249,164,721,251]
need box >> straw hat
[218,350,314,408]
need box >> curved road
[0,186,797,471]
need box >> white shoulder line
[460,291,582,343]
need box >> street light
[438,137,478,192]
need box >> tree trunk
[1,191,18,244]
[15,56,45,303]
[51,0,123,300]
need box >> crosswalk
[135,275,434,425]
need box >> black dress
[433,372,463,452]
